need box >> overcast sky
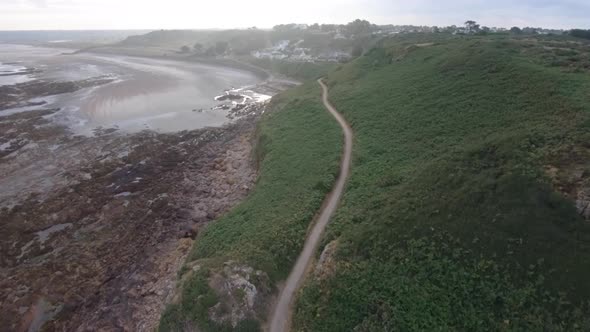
[0,0,588,30]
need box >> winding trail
[269,79,353,332]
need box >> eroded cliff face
[0,110,259,331]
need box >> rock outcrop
[314,240,339,280]
[208,262,271,328]
[0,112,258,331]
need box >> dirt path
[269,79,353,332]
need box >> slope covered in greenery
[159,83,342,331]
[293,34,590,331]
[160,32,590,331]
[241,57,339,82]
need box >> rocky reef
[0,106,261,331]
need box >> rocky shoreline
[0,111,262,331]
[0,76,116,111]
[0,64,291,330]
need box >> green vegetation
[159,83,342,331]
[297,235,589,331]
[570,29,590,40]
[122,29,268,54]
[160,32,590,331]
[119,22,380,58]
[293,33,590,330]
[243,57,339,81]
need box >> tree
[193,43,204,54]
[345,19,374,36]
[510,27,522,34]
[215,41,229,55]
[229,32,266,55]
[205,46,217,56]
[273,23,298,32]
[570,29,590,40]
[477,26,491,35]
[351,45,364,57]
[320,24,338,32]
[180,45,190,53]
[464,20,480,34]
[442,25,457,33]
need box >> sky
[0,0,588,31]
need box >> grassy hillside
[293,34,590,331]
[159,33,590,331]
[240,57,339,82]
[158,83,342,331]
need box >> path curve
[269,79,353,332]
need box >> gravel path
[269,78,354,332]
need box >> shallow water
[0,62,34,85]
[36,223,72,244]
[0,44,266,134]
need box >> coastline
[0,46,295,331]
[0,102,265,331]
[75,45,273,80]
[72,44,303,85]
[1,43,293,134]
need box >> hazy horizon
[0,0,589,31]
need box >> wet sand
[0,44,266,134]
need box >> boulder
[207,262,270,328]
[179,223,198,239]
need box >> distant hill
[119,29,270,51]
[0,30,151,44]
[120,30,213,47]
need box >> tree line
[176,20,590,58]
[570,29,590,40]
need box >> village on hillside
[249,20,568,63]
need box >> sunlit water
[0,44,266,134]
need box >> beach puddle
[36,223,73,245]
[0,62,36,86]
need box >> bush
[570,29,590,40]
[510,27,522,34]
[351,45,364,57]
